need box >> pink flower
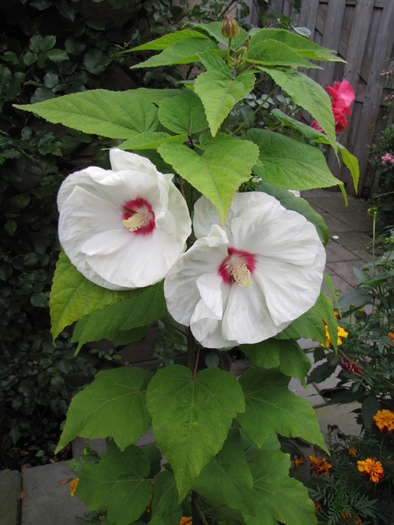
[311,80,355,135]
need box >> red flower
[338,351,363,376]
[311,79,355,134]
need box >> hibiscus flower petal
[58,149,191,289]
[168,192,325,348]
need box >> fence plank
[271,0,394,195]
[352,0,394,192]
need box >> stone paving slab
[0,470,21,525]
[21,462,87,525]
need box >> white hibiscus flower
[57,149,191,290]
[164,192,326,348]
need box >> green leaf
[242,339,312,388]
[243,447,317,525]
[50,251,152,340]
[150,471,182,525]
[159,134,259,224]
[46,48,69,63]
[76,441,152,525]
[194,51,255,137]
[193,428,255,515]
[258,67,337,151]
[119,132,187,151]
[131,29,211,51]
[248,39,321,69]
[193,22,249,49]
[56,367,153,453]
[272,109,359,192]
[249,28,344,62]
[158,89,208,134]
[248,129,341,191]
[276,291,336,346]
[146,365,245,502]
[14,88,178,139]
[237,368,327,451]
[131,38,218,69]
[255,180,330,245]
[337,143,359,193]
[71,281,167,348]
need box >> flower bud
[222,18,240,39]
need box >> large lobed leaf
[150,471,182,525]
[146,365,245,502]
[159,133,259,224]
[248,39,322,69]
[272,109,359,193]
[249,28,344,63]
[257,67,337,152]
[71,280,167,349]
[158,89,208,135]
[56,367,153,453]
[193,428,255,516]
[50,251,166,344]
[194,51,256,137]
[243,445,318,525]
[130,37,219,69]
[76,441,152,525]
[237,368,327,451]
[15,88,177,138]
[248,128,341,190]
[241,338,312,389]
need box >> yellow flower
[322,323,348,347]
[373,409,394,434]
[348,447,357,458]
[180,518,192,525]
[70,478,79,497]
[357,458,384,483]
[388,332,394,344]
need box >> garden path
[0,188,374,525]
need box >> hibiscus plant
[16,20,360,525]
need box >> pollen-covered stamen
[218,247,256,288]
[122,196,155,236]
[231,262,252,288]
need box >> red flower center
[218,247,256,287]
[122,196,155,236]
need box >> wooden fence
[266,0,394,196]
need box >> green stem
[191,491,200,524]
[232,85,276,136]
[372,210,377,277]
[227,37,232,67]
[187,329,196,372]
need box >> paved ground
[0,188,374,525]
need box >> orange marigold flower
[341,510,362,523]
[388,332,394,344]
[314,501,321,512]
[292,456,304,468]
[308,455,332,475]
[348,447,357,458]
[180,517,192,525]
[70,478,79,497]
[357,458,384,483]
[373,409,394,434]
